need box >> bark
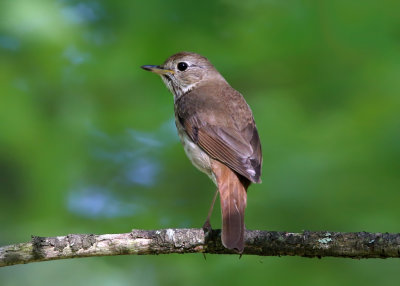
[1,229,400,267]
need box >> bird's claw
[202,220,212,234]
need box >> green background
[1,0,400,285]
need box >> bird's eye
[177,62,188,71]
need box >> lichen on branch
[1,229,400,267]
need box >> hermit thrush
[141,52,262,253]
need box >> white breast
[175,116,217,185]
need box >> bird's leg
[202,188,219,232]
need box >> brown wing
[176,83,262,183]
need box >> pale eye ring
[177,62,188,71]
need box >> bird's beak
[141,65,174,75]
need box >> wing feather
[177,84,262,183]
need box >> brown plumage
[176,82,262,184]
[141,52,262,253]
[212,160,247,251]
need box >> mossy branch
[1,229,400,267]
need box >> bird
[141,52,262,253]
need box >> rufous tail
[212,160,247,253]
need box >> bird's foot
[202,219,212,234]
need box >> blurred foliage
[1,0,400,285]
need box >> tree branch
[1,229,400,267]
